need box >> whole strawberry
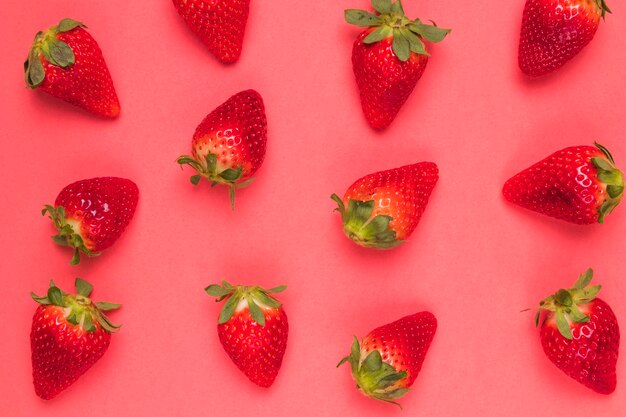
[503,142,623,224]
[172,0,250,63]
[338,312,437,407]
[24,18,120,117]
[31,278,121,400]
[331,162,438,249]
[42,177,139,265]
[518,0,611,77]
[205,281,288,387]
[535,269,619,394]
[345,0,450,129]
[177,90,267,209]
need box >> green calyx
[24,18,85,88]
[344,0,450,61]
[337,337,409,408]
[176,153,254,210]
[42,205,100,265]
[594,0,612,19]
[535,268,601,340]
[204,280,286,327]
[331,194,403,249]
[591,142,624,224]
[31,278,121,333]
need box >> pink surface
[1,0,626,415]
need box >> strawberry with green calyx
[31,278,121,400]
[24,18,120,117]
[205,281,288,387]
[345,0,450,129]
[535,269,619,394]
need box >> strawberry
[172,0,250,64]
[24,18,120,117]
[338,312,437,407]
[331,162,438,249]
[535,269,619,394]
[205,281,288,387]
[30,278,121,400]
[503,142,624,225]
[42,177,139,265]
[518,0,611,77]
[344,0,450,129]
[176,90,267,209]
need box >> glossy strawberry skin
[518,0,604,77]
[540,298,619,394]
[172,0,250,63]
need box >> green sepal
[363,26,392,44]
[594,0,612,19]
[57,18,85,33]
[190,175,202,185]
[391,28,410,61]
[590,143,624,223]
[372,0,393,14]
[47,286,64,306]
[46,38,74,67]
[95,301,122,311]
[409,20,451,43]
[344,9,382,27]
[42,204,99,265]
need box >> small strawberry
[518,0,611,77]
[24,18,120,117]
[205,281,288,387]
[30,278,121,400]
[534,268,619,394]
[331,162,438,249]
[42,177,139,265]
[503,142,624,225]
[345,0,450,129]
[172,0,250,64]
[176,90,267,209]
[338,312,437,407]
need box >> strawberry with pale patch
[177,90,267,209]
[30,278,121,400]
[503,142,623,224]
[24,18,120,117]
[42,177,139,265]
[338,312,437,407]
[205,281,288,387]
[535,269,619,394]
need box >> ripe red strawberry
[345,0,450,129]
[338,312,437,407]
[535,269,619,394]
[503,142,624,224]
[30,278,121,400]
[24,18,120,117]
[331,162,438,249]
[172,0,250,64]
[205,281,288,387]
[177,90,267,209]
[518,0,611,77]
[42,177,139,265]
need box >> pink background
[1,0,626,415]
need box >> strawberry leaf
[363,350,383,371]
[344,10,382,27]
[95,302,122,311]
[57,18,84,33]
[573,268,593,289]
[75,278,93,297]
[607,185,624,199]
[372,0,393,14]
[555,310,572,339]
[247,298,265,326]
[218,294,240,324]
[47,38,75,68]
[363,26,392,44]
[267,285,287,294]
[47,286,64,306]
[392,29,410,61]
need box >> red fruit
[518,0,611,77]
[205,281,288,387]
[172,0,250,64]
[535,269,619,394]
[177,90,267,209]
[42,177,139,265]
[331,162,438,249]
[30,278,121,400]
[503,142,624,225]
[338,312,437,406]
[345,0,450,129]
[24,18,120,117]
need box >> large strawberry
[518,0,611,77]
[24,18,120,117]
[338,312,437,407]
[31,278,121,400]
[331,162,438,249]
[205,281,288,387]
[42,177,139,265]
[172,0,250,64]
[345,0,450,129]
[535,269,619,394]
[177,90,267,209]
[503,142,623,224]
